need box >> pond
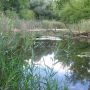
[25,38,90,90]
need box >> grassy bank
[0,16,69,90]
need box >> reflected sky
[25,39,90,90]
[26,53,89,90]
[35,53,69,74]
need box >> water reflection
[55,39,90,90]
[33,40,56,61]
[55,40,90,81]
[30,39,90,90]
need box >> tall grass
[0,14,65,32]
[0,29,34,90]
[0,30,66,90]
[67,20,90,33]
[0,16,68,90]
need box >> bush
[56,0,90,23]
[5,10,18,19]
[19,9,35,20]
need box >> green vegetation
[0,31,31,89]
[0,0,90,90]
[55,0,90,23]
[0,0,90,22]
[19,9,35,20]
[0,0,56,20]
[0,16,68,90]
[55,39,90,83]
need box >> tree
[0,0,29,13]
[29,0,55,19]
[55,0,90,23]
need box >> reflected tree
[55,39,90,84]
[33,40,57,61]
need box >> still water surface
[27,39,90,90]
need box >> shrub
[56,0,90,23]
[5,10,18,19]
[19,9,35,20]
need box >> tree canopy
[0,0,90,22]
[0,0,55,20]
[55,0,90,23]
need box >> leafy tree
[0,0,56,20]
[29,0,55,19]
[55,0,90,23]
[0,0,29,12]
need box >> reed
[0,16,68,90]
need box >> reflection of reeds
[24,59,59,90]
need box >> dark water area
[27,39,90,90]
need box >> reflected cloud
[35,53,70,74]
[25,40,90,90]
